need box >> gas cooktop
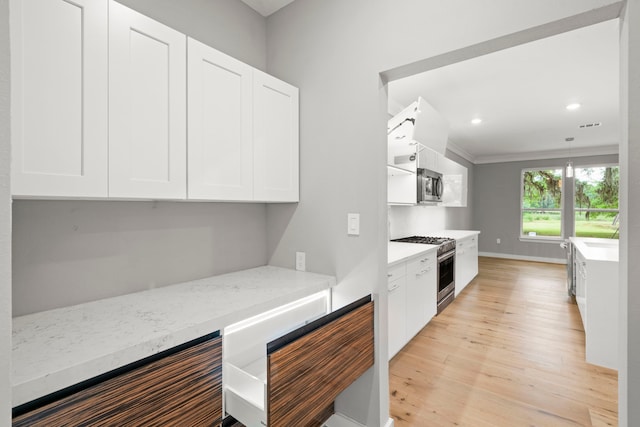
[391,235,456,255]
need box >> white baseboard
[384,417,395,427]
[479,251,566,264]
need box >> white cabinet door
[253,70,299,202]
[388,277,406,360]
[388,171,416,205]
[406,253,437,340]
[108,1,187,199]
[187,38,253,201]
[11,0,108,197]
[455,235,478,296]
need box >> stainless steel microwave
[417,168,443,203]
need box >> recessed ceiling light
[471,118,482,125]
[566,103,581,111]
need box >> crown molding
[472,144,619,164]
[445,142,476,163]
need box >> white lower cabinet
[388,250,437,361]
[455,234,478,296]
[387,264,407,360]
[224,293,375,426]
[573,246,618,369]
[405,253,437,340]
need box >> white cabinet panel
[406,253,437,340]
[387,170,416,205]
[11,0,108,197]
[108,1,186,199]
[253,71,299,202]
[455,235,478,296]
[388,277,406,360]
[187,38,253,201]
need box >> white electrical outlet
[496,238,501,244]
[296,252,306,271]
[347,213,360,236]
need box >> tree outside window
[521,168,563,238]
[574,166,619,239]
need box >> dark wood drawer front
[267,298,374,427]
[13,335,222,427]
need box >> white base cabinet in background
[10,0,108,198]
[455,234,478,296]
[405,253,437,340]
[387,263,407,359]
[388,250,437,360]
[573,245,619,369]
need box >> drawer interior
[223,291,329,426]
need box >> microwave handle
[437,177,444,199]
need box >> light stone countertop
[430,230,481,240]
[570,237,619,262]
[12,266,336,407]
[388,242,438,266]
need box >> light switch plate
[347,213,360,236]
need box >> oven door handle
[437,250,455,262]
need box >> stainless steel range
[391,236,456,314]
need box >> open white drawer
[223,292,375,427]
[223,291,330,426]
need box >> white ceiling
[240,0,296,16]
[389,20,620,164]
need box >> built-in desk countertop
[12,266,336,407]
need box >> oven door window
[439,254,455,292]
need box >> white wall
[619,1,640,425]
[264,1,622,425]
[0,0,10,423]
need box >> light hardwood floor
[389,257,618,427]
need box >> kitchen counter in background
[12,266,336,407]
[388,230,481,266]
[570,237,619,262]
[430,229,481,240]
[388,242,438,266]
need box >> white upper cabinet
[108,1,187,199]
[253,70,299,202]
[187,38,253,201]
[11,0,108,198]
[11,1,299,203]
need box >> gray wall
[115,0,267,71]
[474,154,618,261]
[0,0,10,422]
[389,150,475,239]
[12,201,267,316]
[264,1,620,425]
[11,0,270,316]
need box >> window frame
[520,166,565,242]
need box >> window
[574,166,619,239]
[521,168,563,238]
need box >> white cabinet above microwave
[387,96,449,158]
